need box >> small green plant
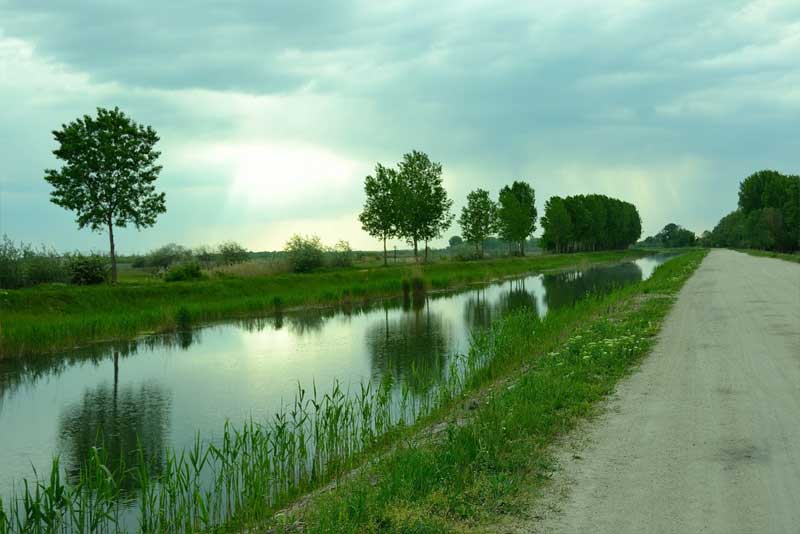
[165,262,203,282]
[66,254,108,285]
[285,234,325,273]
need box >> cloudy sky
[1,1,798,253]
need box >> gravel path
[519,249,800,534]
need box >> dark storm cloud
[1,0,798,250]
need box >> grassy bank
[735,248,800,263]
[0,251,702,533]
[0,250,647,358]
[288,249,707,532]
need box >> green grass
[0,250,647,358]
[735,248,800,263]
[289,249,707,533]
[0,251,701,533]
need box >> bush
[144,243,192,270]
[327,240,353,268]
[67,254,109,285]
[218,241,249,265]
[0,235,68,288]
[165,262,204,282]
[285,234,325,273]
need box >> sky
[1,0,798,253]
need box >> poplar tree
[458,188,498,257]
[497,181,537,256]
[396,151,453,262]
[359,163,399,265]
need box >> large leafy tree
[458,188,498,257]
[45,107,166,282]
[396,151,454,262]
[737,170,800,251]
[655,223,696,248]
[540,196,571,253]
[359,163,400,265]
[497,181,537,256]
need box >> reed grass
[0,252,702,533]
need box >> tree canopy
[396,151,454,261]
[44,107,166,282]
[640,223,697,248]
[497,181,537,256]
[709,170,799,251]
[358,163,399,265]
[540,194,641,253]
[458,188,498,257]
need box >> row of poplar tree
[540,195,642,253]
[359,150,642,263]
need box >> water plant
[0,252,705,533]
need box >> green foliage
[66,254,109,285]
[164,262,203,282]
[395,151,454,261]
[142,243,192,270]
[497,181,537,256]
[218,241,249,265]
[709,170,800,251]
[285,234,325,273]
[1,250,646,356]
[44,107,166,282]
[1,252,700,533]
[301,251,705,531]
[359,164,400,265]
[327,240,353,268]
[541,194,641,253]
[0,236,69,288]
[459,188,498,257]
[640,223,697,248]
[448,235,463,247]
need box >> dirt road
[521,249,800,533]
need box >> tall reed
[0,308,528,533]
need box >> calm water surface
[0,254,673,498]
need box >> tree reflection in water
[542,261,643,310]
[463,279,541,331]
[57,352,171,496]
[366,299,450,395]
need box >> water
[0,254,673,501]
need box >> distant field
[0,250,646,358]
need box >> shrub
[193,245,216,267]
[0,235,69,288]
[67,254,109,285]
[218,241,249,265]
[285,234,325,273]
[145,243,192,270]
[25,249,68,285]
[164,262,203,282]
[327,240,353,268]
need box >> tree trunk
[424,240,429,263]
[413,239,418,262]
[383,236,388,266]
[108,221,117,283]
[520,239,525,256]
